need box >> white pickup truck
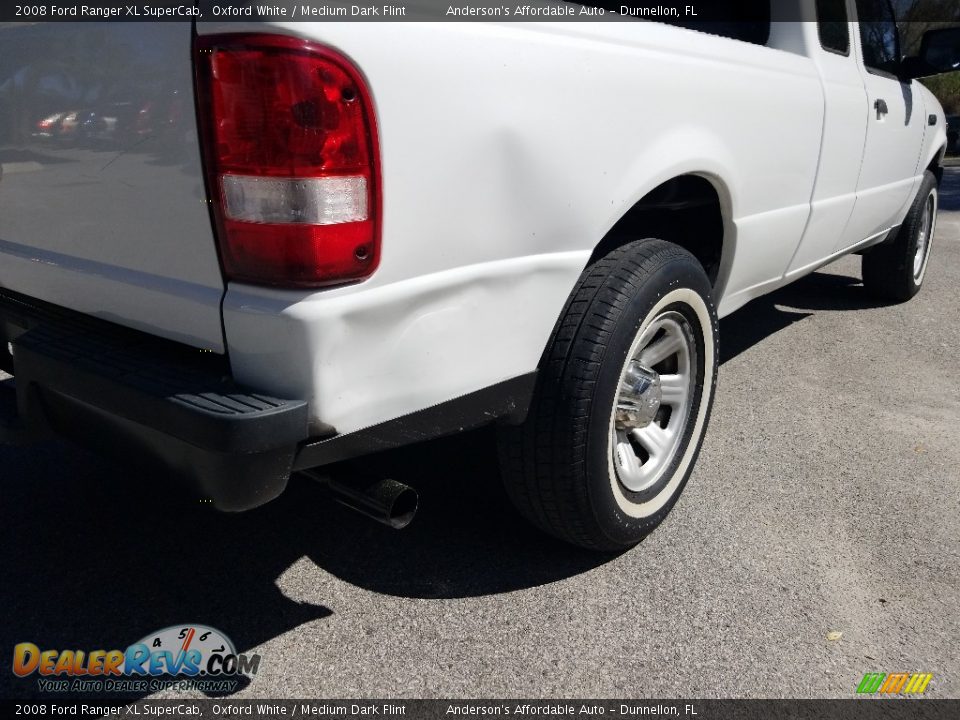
[0,2,955,550]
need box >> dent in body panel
[223,252,589,435]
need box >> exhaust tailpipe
[300,469,418,529]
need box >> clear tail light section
[195,34,381,287]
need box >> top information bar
[2,0,959,23]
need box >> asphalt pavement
[1,170,958,700]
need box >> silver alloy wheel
[611,311,697,494]
[913,191,936,281]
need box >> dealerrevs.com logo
[12,624,261,694]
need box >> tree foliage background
[897,1,960,115]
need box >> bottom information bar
[1,699,958,720]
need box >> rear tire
[498,239,718,551]
[862,171,938,302]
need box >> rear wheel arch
[588,174,734,298]
[926,145,947,186]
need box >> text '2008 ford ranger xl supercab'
[0,1,955,549]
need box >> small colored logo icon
[856,672,932,695]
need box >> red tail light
[195,34,381,287]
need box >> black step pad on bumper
[0,288,309,511]
[14,324,307,454]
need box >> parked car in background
[31,111,64,139]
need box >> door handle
[874,98,889,117]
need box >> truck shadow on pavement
[0,265,896,700]
[720,269,889,364]
[939,172,960,211]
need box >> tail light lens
[195,34,380,287]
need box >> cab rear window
[583,1,772,46]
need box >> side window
[675,20,771,47]
[856,0,901,75]
[817,0,850,55]
[582,1,771,46]
[671,0,771,46]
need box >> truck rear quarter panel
[200,20,825,434]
